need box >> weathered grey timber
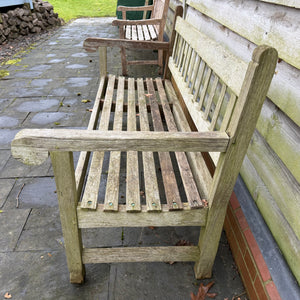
[11,16,278,284]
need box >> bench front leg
[50,151,85,283]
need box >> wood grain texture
[174,16,248,97]
[77,204,207,228]
[146,78,182,210]
[185,6,300,127]
[75,77,106,198]
[82,246,200,263]
[104,77,125,211]
[186,0,300,68]
[11,129,229,161]
[126,78,141,211]
[80,75,115,210]
[137,78,161,211]
[246,130,300,239]
[194,45,278,278]
[51,152,84,283]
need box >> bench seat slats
[81,76,116,209]
[156,78,203,209]
[146,78,183,210]
[126,78,141,211]
[142,25,151,41]
[125,25,131,39]
[148,24,158,40]
[131,25,138,41]
[137,78,161,211]
[79,77,209,212]
[104,77,125,211]
[137,25,144,40]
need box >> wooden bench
[11,16,277,284]
[112,0,171,75]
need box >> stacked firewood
[0,0,64,43]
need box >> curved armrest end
[11,130,49,166]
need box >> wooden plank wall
[168,0,300,284]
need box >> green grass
[47,0,117,22]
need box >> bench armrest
[83,37,169,52]
[11,129,229,165]
[112,18,163,27]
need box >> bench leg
[51,152,85,284]
[120,46,128,76]
[194,203,228,279]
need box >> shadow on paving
[0,18,248,299]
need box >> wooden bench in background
[112,0,172,75]
[11,16,277,283]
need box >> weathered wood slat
[203,74,219,120]
[80,75,116,209]
[220,93,237,131]
[189,55,201,94]
[146,78,183,210]
[186,50,196,87]
[75,77,106,197]
[82,246,200,263]
[192,60,205,102]
[131,25,138,41]
[104,77,125,211]
[137,78,161,211]
[148,24,158,40]
[125,25,131,39]
[164,79,212,200]
[198,68,212,109]
[77,204,208,228]
[209,83,227,130]
[156,78,203,208]
[137,25,144,40]
[142,25,151,40]
[126,78,141,212]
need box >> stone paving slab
[0,251,110,300]
[0,17,248,299]
[0,209,30,251]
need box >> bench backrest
[168,16,277,205]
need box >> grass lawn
[47,0,118,22]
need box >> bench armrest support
[11,129,229,165]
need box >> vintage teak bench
[112,0,170,75]
[11,17,278,283]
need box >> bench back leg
[51,152,85,283]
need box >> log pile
[0,0,64,44]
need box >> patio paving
[0,18,248,299]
